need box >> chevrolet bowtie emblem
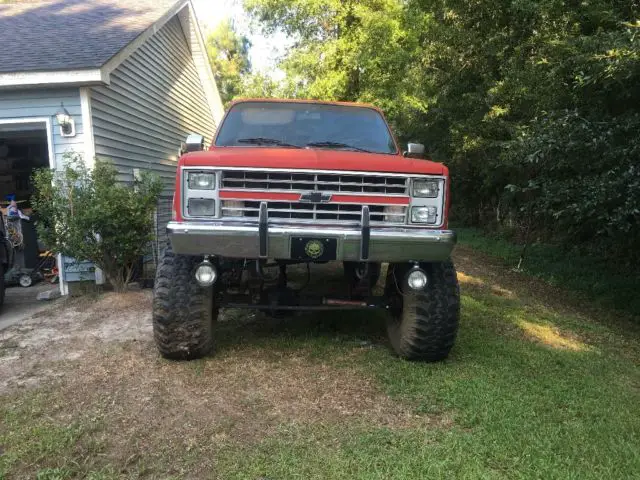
[299,191,332,203]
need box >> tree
[240,71,282,98]
[244,0,416,107]
[245,0,640,262]
[32,153,163,292]
[207,19,252,106]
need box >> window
[215,102,398,154]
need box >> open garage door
[0,119,65,301]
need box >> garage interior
[0,124,58,294]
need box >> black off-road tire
[385,261,460,362]
[152,245,217,360]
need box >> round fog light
[195,262,217,287]
[407,269,428,291]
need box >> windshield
[215,102,398,154]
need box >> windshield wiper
[236,137,302,148]
[306,141,372,153]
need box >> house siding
[0,88,84,168]
[90,16,217,191]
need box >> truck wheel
[152,245,217,360]
[19,273,33,288]
[385,261,460,362]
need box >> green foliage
[244,0,640,262]
[32,153,162,292]
[239,71,282,98]
[207,19,252,106]
[244,0,416,105]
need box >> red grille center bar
[219,190,409,205]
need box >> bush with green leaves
[32,153,163,292]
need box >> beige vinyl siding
[90,16,216,191]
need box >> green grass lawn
[210,290,640,479]
[455,226,640,318]
[1,253,639,479]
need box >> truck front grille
[221,170,409,195]
[221,201,407,224]
[218,169,410,225]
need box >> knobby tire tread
[387,261,460,362]
[152,245,216,360]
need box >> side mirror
[403,143,425,159]
[183,133,205,154]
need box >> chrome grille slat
[222,201,407,224]
[223,179,405,188]
[221,170,409,195]
[222,207,406,217]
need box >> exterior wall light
[55,102,76,137]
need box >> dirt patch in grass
[0,289,447,477]
[455,246,571,308]
[0,292,152,392]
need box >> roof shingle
[0,0,182,73]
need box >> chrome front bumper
[167,220,456,262]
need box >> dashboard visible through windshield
[214,102,398,155]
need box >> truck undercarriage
[192,256,390,311]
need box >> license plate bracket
[291,237,337,261]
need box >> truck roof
[228,98,384,114]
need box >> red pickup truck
[153,99,460,362]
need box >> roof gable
[0,0,182,74]
[0,0,223,124]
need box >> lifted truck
[153,99,460,362]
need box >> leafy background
[209,0,639,267]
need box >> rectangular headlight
[188,198,216,217]
[411,206,437,224]
[188,172,216,190]
[412,179,439,198]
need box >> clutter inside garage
[0,129,59,290]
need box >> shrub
[32,153,163,292]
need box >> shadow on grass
[207,262,640,478]
[212,259,638,364]
[216,308,389,356]
[213,264,389,356]
[456,226,640,319]
[458,278,640,361]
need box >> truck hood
[182,147,446,175]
